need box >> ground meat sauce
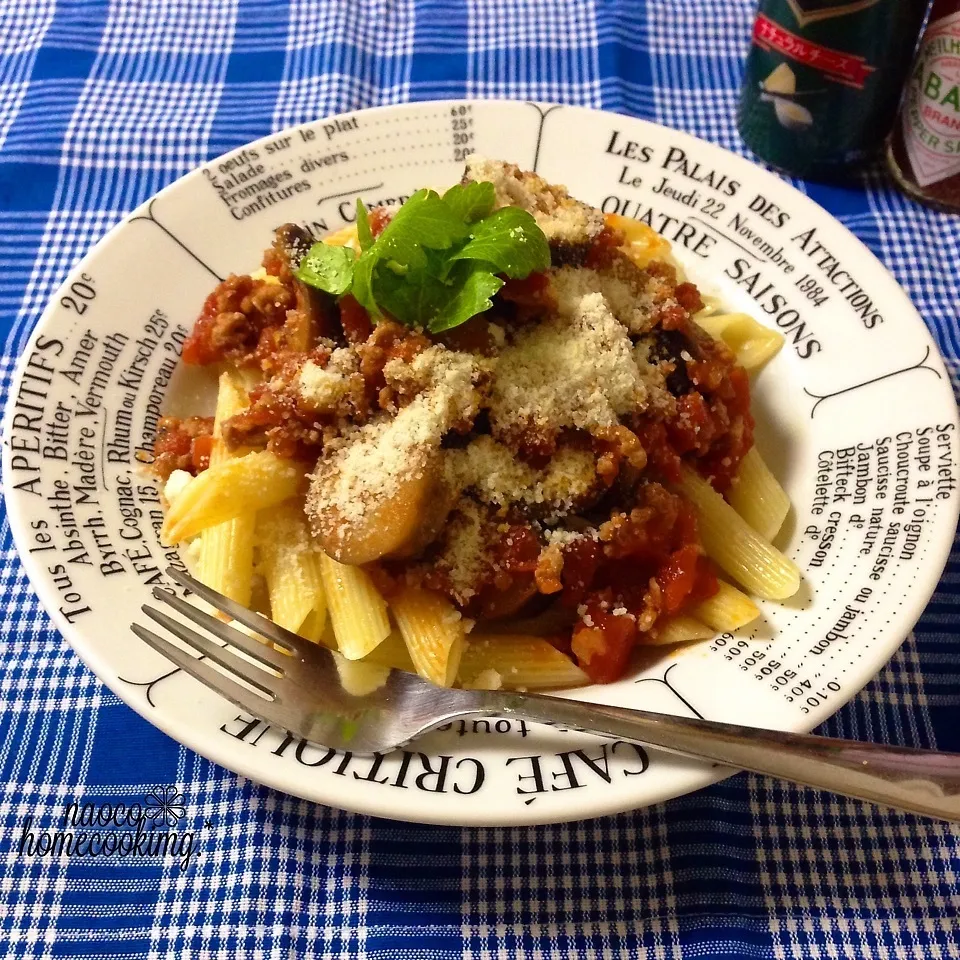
[153,416,214,480]
[181,276,295,367]
[165,194,756,683]
[338,294,374,344]
[221,317,431,459]
[224,378,328,460]
[561,483,717,683]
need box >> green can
[738,0,929,180]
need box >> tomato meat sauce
[152,416,214,480]
[566,483,719,684]
[165,211,755,685]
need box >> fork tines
[131,568,310,710]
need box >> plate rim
[4,97,959,826]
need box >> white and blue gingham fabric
[2,1,959,956]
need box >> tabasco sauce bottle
[738,0,929,180]
[887,0,960,211]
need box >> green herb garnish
[295,182,550,333]
[296,243,356,295]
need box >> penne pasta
[257,501,326,634]
[605,212,672,269]
[727,446,791,542]
[161,451,304,544]
[361,629,416,672]
[695,296,722,318]
[199,513,256,610]
[319,553,390,659]
[320,224,360,249]
[247,567,272,622]
[332,652,392,697]
[692,579,761,632]
[458,635,588,690]
[207,373,248,467]
[676,465,801,601]
[694,312,784,373]
[319,621,414,671]
[646,615,714,646]
[463,668,504,690]
[198,373,255,606]
[391,587,466,687]
[298,609,330,645]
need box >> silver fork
[134,567,960,822]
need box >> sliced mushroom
[273,223,315,269]
[308,451,453,565]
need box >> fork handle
[478,691,960,822]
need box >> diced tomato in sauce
[496,525,542,573]
[696,366,753,491]
[191,434,214,473]
[667,391,714,455]
[501,270,550,301]
[572,598,638,684]
[498,271,554,319]
[152,416,215,480]
[368,206,391,238]
[657,550,718,618]
[636,369,753,493]
[474,574,538,620]
[181,292,223,366]
[634,421,682,484]
[674,282,703,314]
[656,543,702,615]
[584,226,626,270]
[559,486,719,681]
[690,556,719,605]
[339,294,373,343]
[436,315,498,355]
[153,425,191,461]
[559,537,603,608]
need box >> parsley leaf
[295,243,357,295]
[441,181,495,224]
[450,207,550,278]
[350,252,378,317]
[356,200,373,251]
[372,189,468,272]
[374,258,505,334]
[295,181,551,331]
[429,261,505,333]
[374,272,445,330]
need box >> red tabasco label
[901,11,960,187]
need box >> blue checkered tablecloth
[2,0,959,955]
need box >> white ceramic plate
[4,101,958,825]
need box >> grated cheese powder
[435,501,490,603]
[308,346,483,526]
[489,277,647,436]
